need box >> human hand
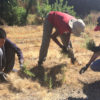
[79,66,88,74]
[62,46,68,53]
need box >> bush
[86,39,96,51]
[0,0,26,25]
[12,7,26,25]
[37,0,76,22]
[83,34,96,51]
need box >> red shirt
[94,26,100,31]
[48,11,75,34]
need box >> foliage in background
[0,0,26,25]
[37,0,76,22]
[84,11,100,25]
[12,7,26,25]
[1,0,100,25]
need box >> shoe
[0,72,8,82]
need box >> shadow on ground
[18,63,67,88]
[68,97,84,100]
[68,80,100,100]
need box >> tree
[37,0,76,22]
[0,0,26,25]
[24,0,33,24]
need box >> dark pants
[3,48,15,73]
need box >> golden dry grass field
[0,25,100,100]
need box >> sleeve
[6,39,24,64]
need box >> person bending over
[38,11,85,66]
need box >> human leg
[38,17,53,66]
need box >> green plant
[22,64,35,77]
[61,66,66,84]
[86,39,96,51]
[13,6,26,25]
[49,77,53,89]
[37,0,51,21]
[0,0,27,25]
[44,72,48,83]
[44,72,53,89]
[37,0,76,22]
[83,34,96,51]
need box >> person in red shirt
[38,11,85,66]
[94,17,100,31]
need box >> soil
[0,25,100,100]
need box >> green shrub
[37,0,76,22]
[83,34,96,51]
[13,7,26,25]
[0,0,26,25]
[86,39,96,51]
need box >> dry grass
[0,25,100,100]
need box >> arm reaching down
[80,51,100,74]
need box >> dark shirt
[4,39,24,67]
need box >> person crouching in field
[80,46,100,74]
[38,11,85,66]
[0,28,24,82]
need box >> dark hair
[0,28,6,39]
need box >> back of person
[48,11,75,34]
